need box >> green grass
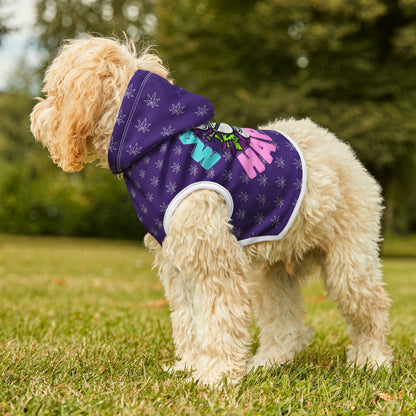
[0,234,415,415]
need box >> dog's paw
[163,359,194,374]
[191,368,241,387]
[346,344,393,370]
[246,352,290,373]
[247,326,314,373]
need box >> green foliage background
[0,0,415,238]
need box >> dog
[30,36,393,385]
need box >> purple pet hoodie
[109,70,306,246]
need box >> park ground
[0,234,415,415]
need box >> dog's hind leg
[248,263,313,371]
[322,240,393,369]
[162,190,252,385]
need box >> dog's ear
[31,66,109,172]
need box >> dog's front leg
[162,190,252,386]
[145,233,199,372]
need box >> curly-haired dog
[30,36,392,385]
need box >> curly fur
[30,36,393,386]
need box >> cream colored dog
[30,36,392,385]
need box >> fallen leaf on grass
[304,296,326,303]
[146,298,168,307]
[52,277,67,286]
[377,392,403,402]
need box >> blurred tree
[155,0,416,233]
[0,90,36,163]
[34,0,156,55]
[0,0,11,45]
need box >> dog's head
[30,36,169,172]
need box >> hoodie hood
[109,70,214,174]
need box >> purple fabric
[109,70,306,246]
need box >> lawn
[0,234,415,415]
